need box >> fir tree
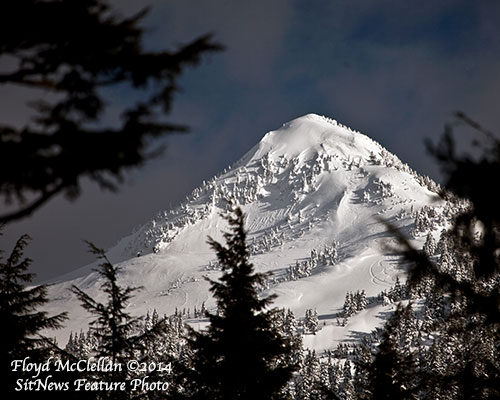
[339,360,355,400]
[0,233,67,396]
[355,290,367,312]
[176,207,296,399]
[72,242,142,366]
[71,242,163,399]
[367,305,418,400]
[422,233,436,257]
[144,310,153,332]
[352,338,374,400]
[296,350,321,400]
[377,113,500,399]
[342,292,356,320]
[304,308,319,335]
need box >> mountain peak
[241,114,382,168]
[45,113,443,346]
[97,113,436,261]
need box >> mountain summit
[46,114,443,346]
[243,113,381,163]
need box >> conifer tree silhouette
[175,208,296,400]
[71,242,145,399]
[0,233,67,396]
[375,113,500,399]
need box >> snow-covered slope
[46,113,444,347]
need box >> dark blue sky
[2,0,500,282]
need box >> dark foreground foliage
[0,233,67,397]
[171,208,297,400]
[0,0,222,224]
[365,113,500,399]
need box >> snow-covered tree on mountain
[343,292,356,319]
[365,304,418,400]
[304,308,319,335]
[422,232,437,257]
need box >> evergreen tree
[71,242,163,399]
[144,310,153,332]
[273,308,303,368]
[352,338,373,400]
[355,290,367,312]
[0,233,67,396]
[72,242,142,366]
[422,115,500,398]
[176,207,296,399]
[378,113,500,399]
[342,292,356,321]
[152,308,160,326]
[422,233,436,257]
[326,358,343,397]
[366,305,418,400]
[284,309,298,337]
[296,350,321,400]
[339,360,355,400]
[304,308,319,335]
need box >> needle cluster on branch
[0,0,222,224]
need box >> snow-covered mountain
[46,113,447,348]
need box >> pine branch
[0,182,66,224]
